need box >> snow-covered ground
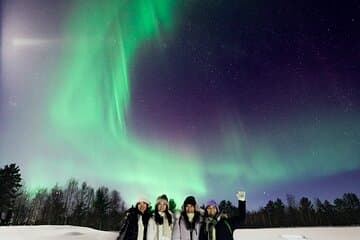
[0,225,359,240]
[0,225,117,240]
[234,227,360,240]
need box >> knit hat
[205,200,217,209]
[183,196,196,206]
[205,200,218,212]
[156,194,169,205]
[137,195,150,205]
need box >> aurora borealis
[1,0,360,209]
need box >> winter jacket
[199,200,246,240]
[172,211,202,240]
[117,207,152,240]
[147,210,174,240]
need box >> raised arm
[228,191,246,229]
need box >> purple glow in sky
[1,0,359,209]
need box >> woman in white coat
[172,196,202,240]
[147,194,174,240]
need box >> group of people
[116,192,246,240]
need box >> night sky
[1,0,359,210]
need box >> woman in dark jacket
[199,192,246,240]
[117,197,152,240]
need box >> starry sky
[1,0,359,210]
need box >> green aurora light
[16,0,359,207]
[43,0,206,204]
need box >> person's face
[157,201,167,212]
[206,205,217,217]
[185,204,195,213]
[137,201,148,213]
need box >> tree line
[1,163,359,229]
[0,163,126,230]
[220,193,360,227]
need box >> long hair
[154,205,172,225]
[181,211,200,230]
[134,204,152,226]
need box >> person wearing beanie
[199,191,246,240]
[117,197,152,240]
[172,196,202,240]
[147,194,174,240]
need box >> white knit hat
[136,195,150,205]
[156,194,169,206]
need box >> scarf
[187,213,195,223]
[157,212,172,239]
[205,217,218,240]
[137,215,144,240]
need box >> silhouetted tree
[72,182,93,226]
[12,186,30,224]
[323,200,335,225]
[28,188,48,224]
[334,197,346,225]
[63,178,78,224]
[285,194,298,226]
[299,197,314,226]
[107,190,125,230]
[2,164,359,229]
[43,185,65,225]
[314,198,325,225]
[264,200,276,226]
[273,198,285,226]
[342,193,360,225]
[169,198,177,212]
[218,200,237,217]
[0,163,22,225]
[93,186,110,230]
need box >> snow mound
[280,234,307,239]
[234,226,360,240]
[0,225,117,240]
[0,225,359,240]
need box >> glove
[236,191,246,201]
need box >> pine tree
[323,200,335,225]
[169,199,177,212]
[273,198,285,226]
[299,197,314,225]
[218,200,237,217]
[334,197,346,225]
[314,198,325,225]
[0,163,22,225]
[342,193,360,225]
[285,194,298,226]
[93,186,110,230]
[108,190,125,230]
[264,200,275,226]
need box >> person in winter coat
[147,194,174,240]
[172,196,203,240]
[199,191,246,240]
[117,197,152,240]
